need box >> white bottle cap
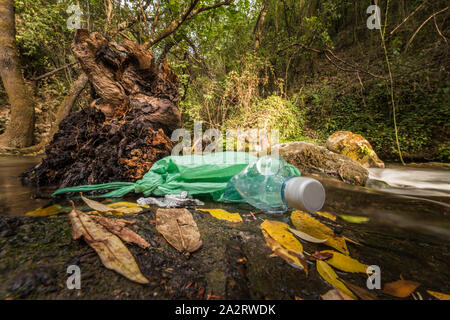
[284,177,325,213]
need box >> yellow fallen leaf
[294,296,304,300]
[25,204,64,217]
[69,202,149,284]
[262,230,308,274]
[315,211,337,221]
[261,220,303,254]
[107,202,149,209]
[319,250,368,273]
[316,260,356,299]
[113,207,143,214]
[339,215,370,224]
[199,209,243,223]
[291,211,349,255]
[427,290,450,300]
[382,280,420,298]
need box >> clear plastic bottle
[224,156,325,213]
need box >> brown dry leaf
[69,202,149,284]
[262,230,308,275]
[340,279,378,300]
[382,280,420,298]
[321,289,354,300]
[156,208,202,253]
[89,215,151,249]
[291,210,349,255]
[81,194,113,212]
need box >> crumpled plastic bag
[137,191,204,208]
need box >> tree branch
[144,0,233,49]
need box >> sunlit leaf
[25,204,64,217]
[319,250,368,273]
[316,260,356,299]
[382,280,420,298]
[339,215,370,224]
[199,208,243,223]
[427,290,450,300]
[291,210,349,255]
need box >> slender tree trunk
[0,0,35,148]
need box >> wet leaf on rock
[315,211,337,221]
[427,290,450,300]
[25,204,64,217]
[382,280,420,298]
[68,202,149,284]
[261,220,303,254]
[156,208,202,253]
[291,211,349,255]
[198,208,243,223]
[313,251,334,261]
[318,250,368,273]
[89,215,151,249]
[261,230,308,275]
[316,260,357,299]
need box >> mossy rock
[326,131,385,168]
[274,141,369,186]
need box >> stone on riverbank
[326,131,385,168]
[274,141,369,186]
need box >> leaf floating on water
[313,251,334,261]
[291,211,349,255]
[427,290,450,300]
[81,194,114,212]
[261,220,303,254]
[288,227,328,244]
[321,289,354,300]
[68,202,149,284]
[89,215,151,249]
[25,204,64,217]
[339,215,370,224]
[156,208,202,253]
[382,280,420,298]
[315,211,337,221]
[319,250,368,273]
[198,208,243,223]
[340,279,379,300]
[261,230,308,275]
[316,260,356,299]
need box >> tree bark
[0,0,35,148]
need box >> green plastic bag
[52,152,300,201]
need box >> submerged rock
[326,131,384,168]
[274,141,369,186]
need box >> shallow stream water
[1,156,449,294]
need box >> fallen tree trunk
[22,30,182,189]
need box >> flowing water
[0,156,449,294]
